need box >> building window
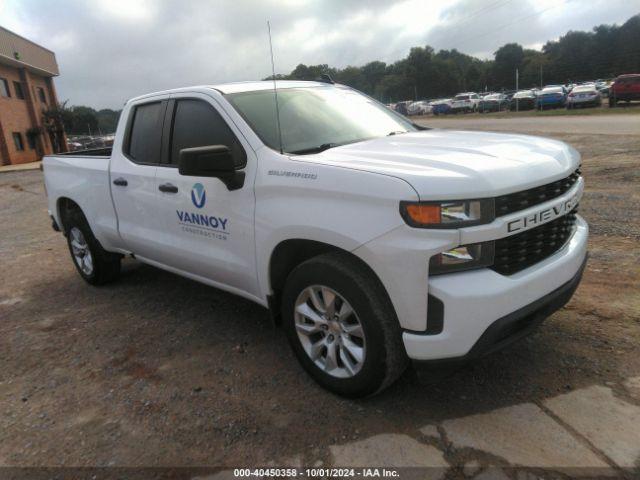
[13,132,25,151]
[37,87,47,104]
[0,78,10,98]
[13,81,25,100]
[27,133,37,150]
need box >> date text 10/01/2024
[233,468,400,477]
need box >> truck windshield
[225,86,417,155]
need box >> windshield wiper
[289,143,339,155]
[387,130,408,136]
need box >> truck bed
[57,147,112,157]
[43,152,120,252]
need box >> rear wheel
[282,252,407,397]
[65,210,121,285]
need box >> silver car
[407,100,432,116]
[566,84,602,109]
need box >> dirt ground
[0,118,639,476]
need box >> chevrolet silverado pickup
[43,81,588,397]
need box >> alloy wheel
[70,227,93,276]
[294,285,366,378]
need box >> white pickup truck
[43,80,588,397]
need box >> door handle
[158,183,179,193]
[113,177,128,187]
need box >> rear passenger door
[110,98,168,258]
[154,92,259,297]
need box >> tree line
[44,102,122,136]
[269,14,640,102]
[49,13,639,134]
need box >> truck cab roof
[127,80,332,104]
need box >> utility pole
[540,64,543,89]
[516,68,519,112]
[414,85,417,101]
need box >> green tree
[493,43,524,90]
[269,14,640,100]
[96,109,121,134]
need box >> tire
[281,252,407,397]
[65,209,121,285]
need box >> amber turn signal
[403,203,441,225]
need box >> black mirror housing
[178,145,245,191]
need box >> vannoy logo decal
[176,209,229,241]
[177,183,229,241]
[191,183,206,209]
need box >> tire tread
[66,209,121,285]
[282,251,407,397]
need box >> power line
[444,0,515,30]
[437,0,515,48]
[453,3,565,50]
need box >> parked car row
[390,73,638,116]
[67,134,115,151]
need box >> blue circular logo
[191,183,206,209]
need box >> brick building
[0,26,67,165]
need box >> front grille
[491,209,578,275]
[495,169,581,217]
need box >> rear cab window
[125,101,165,164]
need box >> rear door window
[126,102,164,164]
[169,99,245,167]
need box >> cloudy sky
[1,0,638,109]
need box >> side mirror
[178,145,245,191]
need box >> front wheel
[282,252,407,397]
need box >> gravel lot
[1,115,639,477]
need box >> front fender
[254,152,419,301]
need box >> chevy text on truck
[43,81,588,397]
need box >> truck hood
[295,130,580,200]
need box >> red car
[609,74,640,107]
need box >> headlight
[400,199,493,228]
[429,242,495,275]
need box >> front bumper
[510,100,535,109]
[612,92,640,101]
[538,99,564,106]
[568,97,600,106]
[403,215,588,360]
[415,255,587,364]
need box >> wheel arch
[56,197,87,234]
[267,239,393,324]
